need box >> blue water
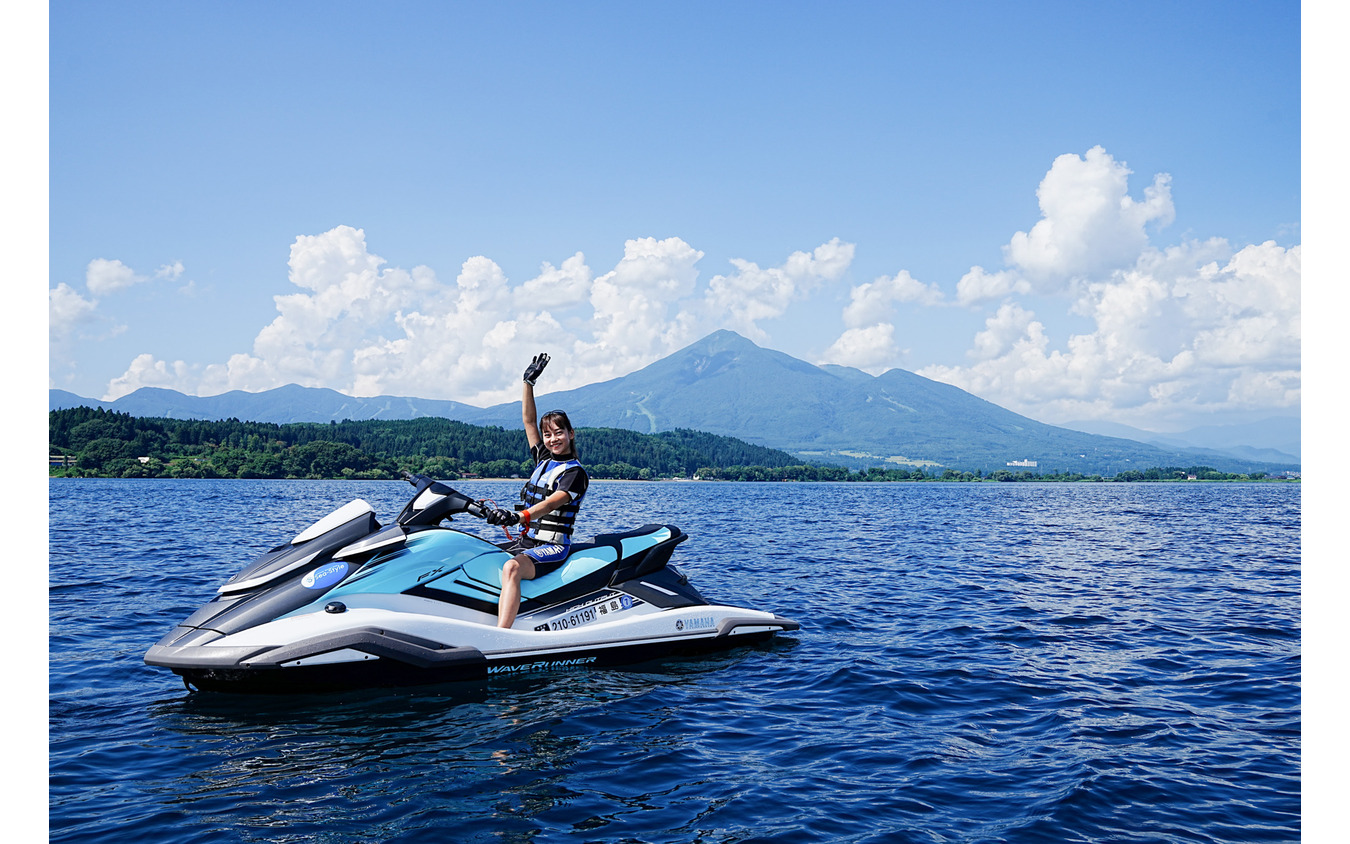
[49,479,1300,843]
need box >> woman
[486,353,589,628]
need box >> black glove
[485,507,520,527]
[523,353,550,385]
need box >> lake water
[49,478,1301,843]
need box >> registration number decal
[550,605,598,631]
[532,592,637,632]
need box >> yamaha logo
[675,620,684,631]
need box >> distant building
[1006,459,1038,468]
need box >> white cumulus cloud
[841,270,944,329]
[1005,145,1175,286]
[519,253,592,308]
[920,240,1302,427]
[821,268,944,373]
[86,143,1297,430]
[821,324,903,373]
[102,227,857,405]
[155,261,185,280]
[955,266,1029,305]
[106,353,195,397]
[572,236,707,380]
[49,283,97,337]
[701,238,854,340]
[817,145,1296,428]
[85,258,146,296]
[50,256,191,388]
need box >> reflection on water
[142,650,775,843]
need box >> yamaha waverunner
[145,473,799,693]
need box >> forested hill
[48,406,807,480]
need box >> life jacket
[519,451,587,544]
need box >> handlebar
[394,473,493,526]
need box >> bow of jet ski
[145,473,799,693]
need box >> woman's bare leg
[497,554,536,628]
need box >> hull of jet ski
[149,605,792,694]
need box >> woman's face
[542,418,574,456]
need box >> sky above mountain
[40,1,1313,433]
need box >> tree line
[49,406,1289,483]
[47,407,808,481]
[692,465,1283,482]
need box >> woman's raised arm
[521,353,550,450]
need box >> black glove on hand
[486,507,520,527]
[523,353,550,385]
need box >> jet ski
[145,473,799,693]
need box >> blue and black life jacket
[519,449,587,544]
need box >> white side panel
[214,603,785,658]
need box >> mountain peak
[678,329,763,355]
[705,327,756,343]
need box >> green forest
[48,406,1287,483]
[48,406,813,481]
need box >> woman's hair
[540,409,579,459]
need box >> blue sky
[43,0,1306,432]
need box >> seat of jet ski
[462,542,620,599]
[452,525,681,604]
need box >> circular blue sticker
[302,562,350,590]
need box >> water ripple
[50,479,1300,843]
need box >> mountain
[463,331,1293,475]
[49,384,482,425]
[51,331,1300,475]
[1062,417,1300,464]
